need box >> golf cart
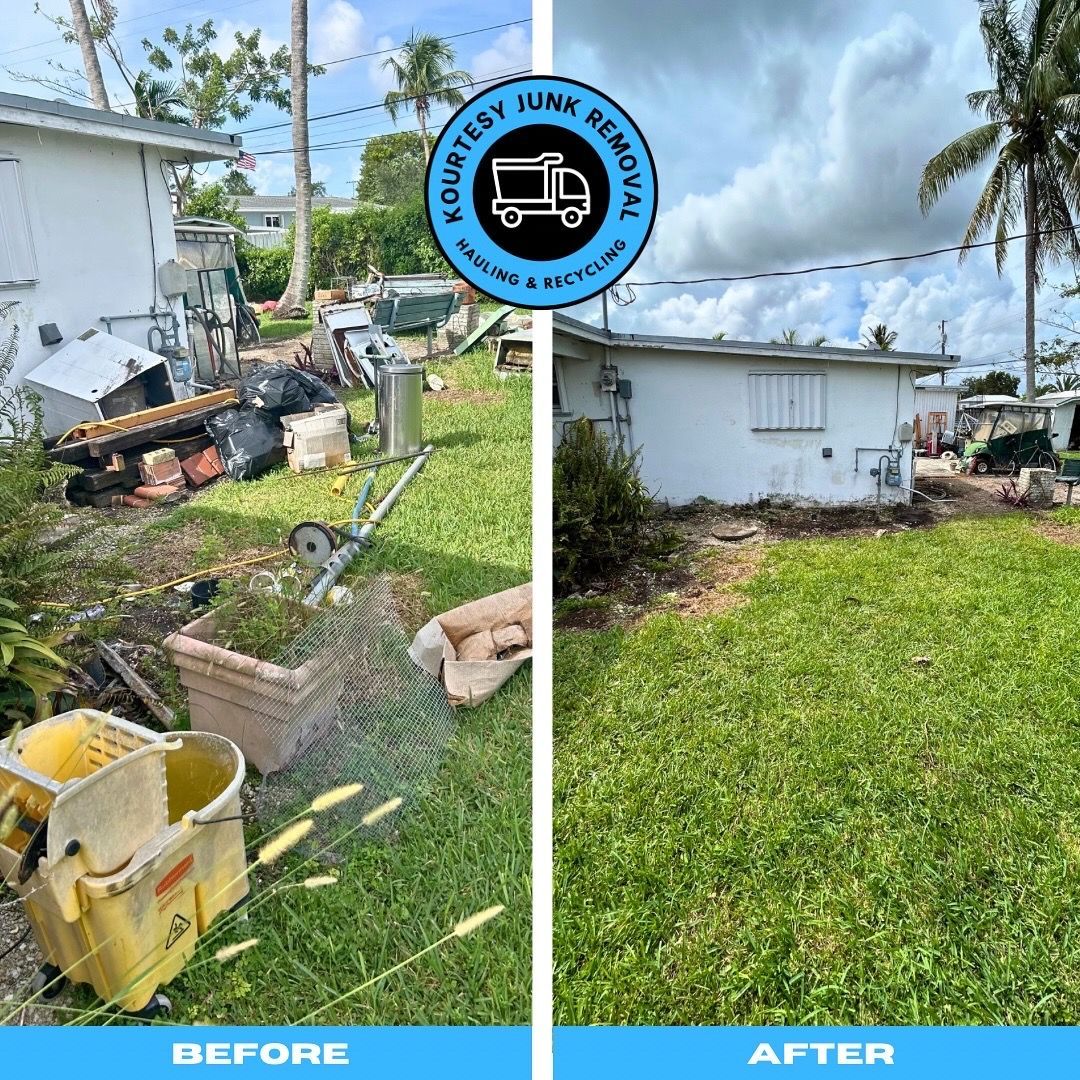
[961,402,1060,475]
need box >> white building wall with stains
[554,330,953,507]
[0,125,186,390]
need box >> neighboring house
[1036,390,1080,451]
[0,91,242,428]
[553,313,959,506]
[234,195,358,249]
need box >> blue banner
[555,1026,1080,1078]
[0,1026,530,1079]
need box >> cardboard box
[281,403,351,473]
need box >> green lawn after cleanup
[120,348,529,1025]
[555,511,1080,1025]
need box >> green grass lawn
[257,315,313,342]
[46,348,530,1026]
[555,510,1080,1025]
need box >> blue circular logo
[425,76,657,309]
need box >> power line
[320,18,530,69]
[625,223,1080,286]
[249,68,531,155]
[0,0,266,62]
[236,64,529,136]
[240,65,526,147]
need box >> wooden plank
[69,389,237,441]
[96,642,176,730]
[80,402,235,459]
[69,462,142,493]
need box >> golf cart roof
[981,401,1054,412]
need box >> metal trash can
[0,710,249,1016]
[378,363,423,457]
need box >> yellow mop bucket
[0,710,249,1016]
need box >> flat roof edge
[554,312,960,368]
[0,91,242,157]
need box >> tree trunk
[1024,157,1037,401]
[275,0,312,320]
[69,0,110,111]
[416,101,430,163]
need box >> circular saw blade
[288,521,339,566]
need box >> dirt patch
[0,900,53,1025]
[557,514,768,630]
[123,521,206,583]
[426,388,504,406]
[389,571,433,635]
[555,466,1027,631]
[555,601,617,631]
[1035,521,1080,546]
[669,547,766,619]
[240,337,311,366]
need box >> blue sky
[0,0,531,198]
[554,0,1080,382]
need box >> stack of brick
[1018,467,1057,509]
[443,304,481,351]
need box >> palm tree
[862,323,898,350]
[771,328,829,346]
[275,0,312,319]
[918,0,1080,400]
[69,0,109,110]
[133,73,185,123]
[382,32,471,162]
[712,330,728,340]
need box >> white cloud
[214,20,286,61]
[311,1,368,66]
[651,14,985,276]
[470,25,532,82]
[366,35,399,96]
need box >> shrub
[0,302,81,611]
[235,200,453,300]
[238,244,293,301]
[0,597,70,724]
[553,419,651,595]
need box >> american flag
[236,151,256,171]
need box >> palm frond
[918,122,1005,213]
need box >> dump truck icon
[491,152,591,228]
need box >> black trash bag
[206,405,287,481]
[237,362,341,419]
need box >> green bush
[237,243,293,301]
[553,419,651,595]
[233,199,452,300]
[307,199,452,290]
[0,302,82,613]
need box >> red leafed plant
[996,480,1031,508]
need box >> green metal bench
[1057,457,1080,505]
[370,292,461,356]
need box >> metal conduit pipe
[303,443,435,606]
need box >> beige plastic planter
[164,611,340,775]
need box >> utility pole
[939,319,948,385]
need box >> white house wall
[555,342,919,506]
[0,126,186,393]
